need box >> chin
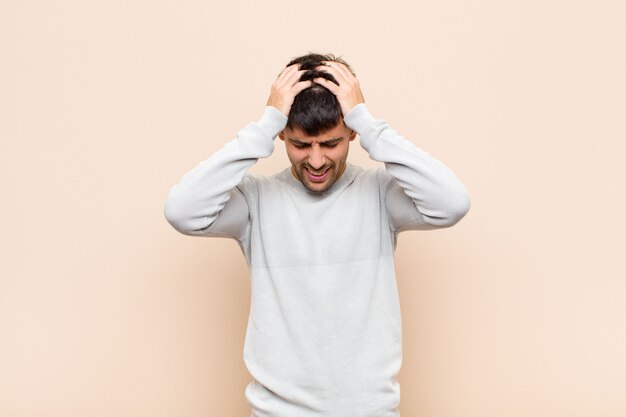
[301,174,335,193]
[305,183,331,193]
[295,165,339,193]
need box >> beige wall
[1,0,625,416]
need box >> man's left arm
[346,104,470,230]
[314,61,470,231]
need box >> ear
[278,130,285,141]
[349,129,357,141]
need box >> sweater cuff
[258,106,288,139]
[343,103,378,151]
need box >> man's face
[279,122,356,193]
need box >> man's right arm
[164,64,311,238]
[163,107,286,238]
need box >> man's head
[285,53,354,136]
[279,53,357,193]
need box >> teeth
[307,169,326,176]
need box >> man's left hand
[313,61,365,117]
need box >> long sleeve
[164,106,288,237]
[344,103,470,230]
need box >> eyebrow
[288,137,343,146]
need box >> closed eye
[321,139,342,148]
[288,138,342,148]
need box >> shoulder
[234,174,261,200]
[351,166,394,189]
[238,168,291,195]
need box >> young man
[164,53,470,417]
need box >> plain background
[1,0,625,416]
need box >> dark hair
[286,53,354,136]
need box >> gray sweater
[164,104,470,417]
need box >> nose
[308,145,325,169]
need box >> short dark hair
[286,53,354,136]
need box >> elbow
[445,190,471,226]
[163,197,209,235]
[423,188,471,228]
[163,198,189,234]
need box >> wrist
[259,106,288,138]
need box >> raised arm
[346,105,470,230]
[164,65,312,237]
[314,62,470,231]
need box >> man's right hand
[266,64,313,117]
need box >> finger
[275,65,289,80]
[277,63,298,78]
[276,64,301,84]
[321,61,354,82]
[293,79,314,95]
[316,64,350,87]
[284,69,309,89]
[313,77,339,93]
[276,68,307,90]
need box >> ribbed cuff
[343,103,378,152]
[258,106,288,138]
[343,103,373,129]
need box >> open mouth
[305,167,330,182]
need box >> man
[164,53,470,417]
